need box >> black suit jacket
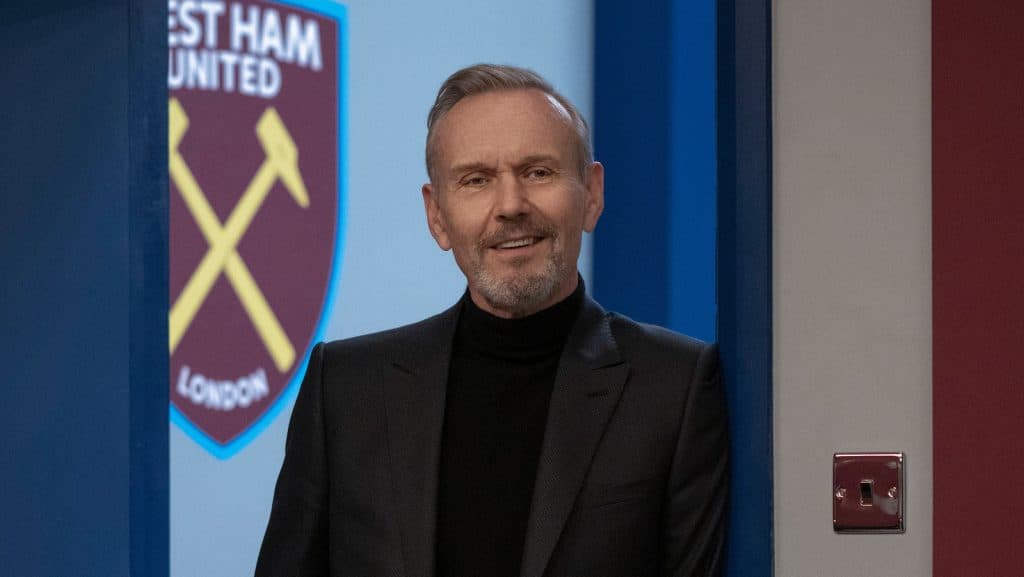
[256,294,728,577]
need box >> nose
[494,173,530,220]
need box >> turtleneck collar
[457,277,585,362]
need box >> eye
[524,167,554,181]
[460,174,490,188]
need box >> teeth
[498,237,536,249]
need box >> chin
[473,262,570,314]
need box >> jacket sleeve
[662,343,729,577]
[255,342,330,577]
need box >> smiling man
[422,84,602,319]
[257,64,728,577]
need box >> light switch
[833,452,904,533]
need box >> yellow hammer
[168,98,310,373]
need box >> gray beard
[471,250,567,317]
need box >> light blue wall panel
[169,2,593,575]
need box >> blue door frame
[594,0,773,574]
[716,1,773,574]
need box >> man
[256,64,728,577]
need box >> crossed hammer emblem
[168,98,309,373]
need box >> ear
[582,162,605,232]
[422,182,452,251]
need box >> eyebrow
[517,154,561,168]
[448,161,494,177]
[448,155,562,177]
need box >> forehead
[433,89,576,170]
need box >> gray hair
[425,63,593,184]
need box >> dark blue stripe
[717,0,774,575]
[129,1,169,576]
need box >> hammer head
[256,107,310,208]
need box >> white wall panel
[773,1,932,575]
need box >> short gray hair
[425,63,593,183]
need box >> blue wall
[0,2,168,576]
[593,0,717,343]
[594,0,773,574]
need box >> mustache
[478,220,558,249]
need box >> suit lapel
[382,303,461,577]
[520,297,630,577]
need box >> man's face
[422,89,604,318]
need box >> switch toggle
[859,480,874,506]
[833,452,904,533]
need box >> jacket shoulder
[319,303,459,361]
[606,311,714,375]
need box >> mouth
[493,236,544,250]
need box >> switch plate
[833,452,904,533]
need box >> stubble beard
[470,227,572,317]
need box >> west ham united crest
[168,0,346,458]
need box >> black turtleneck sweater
[435,282,584,577]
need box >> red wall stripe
[933,1,1024,574]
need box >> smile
[494,237,543,250]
